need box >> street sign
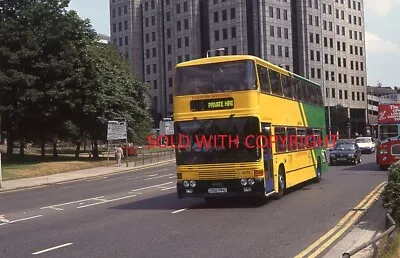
[107,120,127,140]
[159,120,174,135]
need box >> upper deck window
[174,60,256,96]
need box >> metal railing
[342,212,397,257]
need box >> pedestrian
[115,145,124,166]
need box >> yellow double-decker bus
[172,55,328,201]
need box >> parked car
[355,136,376,154]
[329,142,362,165]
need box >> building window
[231,8,235,19]
[231,27,236,38]
[214,30,219,41]
[223,28,228,39]
[222,10,227,20]
[232,45,237,54]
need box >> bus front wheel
[274,166,286,199]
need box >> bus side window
[297,81,304,102]
[258,65,271,94]
[282,75,294,99]
[292,78,299,101]
[269,69,283,96]
[287,127,297,151]
[304,83,311,104]
[316,85,323,106]
[275,127,287,152]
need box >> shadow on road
[107,191,290,211]
[108,181,321,211]
[341,162,382,172]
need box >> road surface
[0,153,387,257]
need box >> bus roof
[175,54,320,87]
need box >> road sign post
[107,119,128,167]
[0,152,2,189]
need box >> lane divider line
[76,194,137,209]
[32,242,73,255]
[171,208,187,214]
[40,196,105,209]
[0,215,43,226]
[129,182,174,193]
[145,174,174,180]
[294,182,386,258]
[161,186,176,191]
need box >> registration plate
[337,158,347,161]
[208,188,227,194]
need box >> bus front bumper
[177,179,267,198]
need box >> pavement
[0,150,389,257]
[322,196,388,258]
[0,150,176,192]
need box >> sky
[67,0,400,87]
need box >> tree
[0,0,152,158]
[70,43,152,158]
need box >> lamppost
[206,48,225,58]
[323,80,332,137]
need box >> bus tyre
[315,158,322,183]
[275,166,286,199]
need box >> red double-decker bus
[376,103,400,170]
[376,137,400,170]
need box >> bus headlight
[183,181,189,188]
[247,178,255,185]
[190,180,196,187]
[240,179,247,186]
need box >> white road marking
[161,186,176,191]
[40,196,105,209]
[145,174,174,180]
[0,215,43,226]
[77,194,137,209]
[32,243,73,255]
[171,208,187,214]
[146,174,159,177]
[46,206,64,211]
[145,168,168,174]
[129,182,174,192]
[168,176,176,179]
[92,197,108,202]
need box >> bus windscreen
[174,60,256,96]
[174,116,260,165]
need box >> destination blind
[190,97,234,111]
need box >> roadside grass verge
[376,229,400,257]
[1,149,175,181]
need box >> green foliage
[0,0,153,156]
[382,163,400,223]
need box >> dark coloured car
[329,142,361,165]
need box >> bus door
[261,123,274,193]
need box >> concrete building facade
[109,0,368,134]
